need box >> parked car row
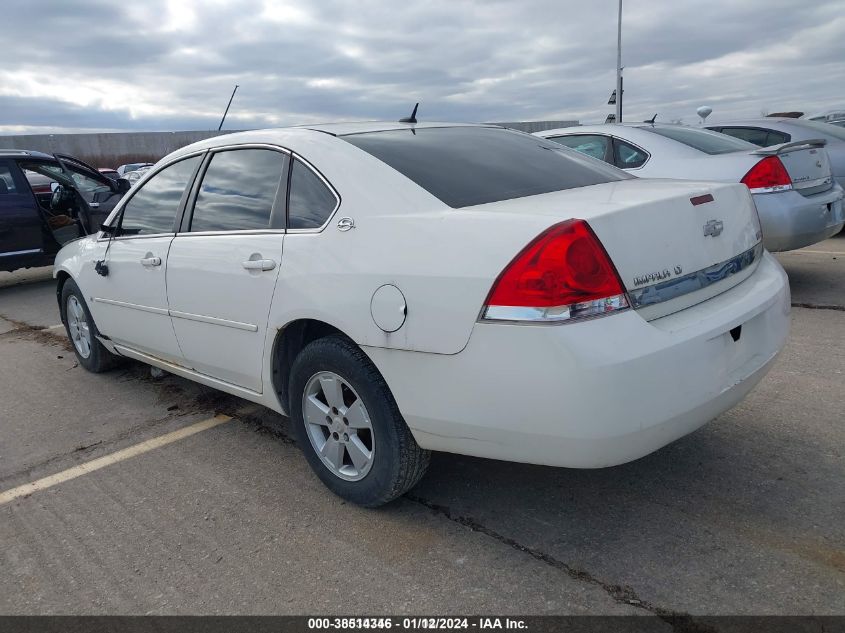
[536,122,844,251]
[4,115,843,506]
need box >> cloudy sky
[2,0,844,134]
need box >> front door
[0,160,44,267]
[166,147,290,392]
[83,154,203,363]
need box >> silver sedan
[707,118,845,191]
[536,123,844,252]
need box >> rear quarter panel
[267,133,559,355]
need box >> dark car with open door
[0,150,130,273]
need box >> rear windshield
[641,126,756,155]
[342,126,629,208]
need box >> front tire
[289,335,430,507]
[61,279,118,373]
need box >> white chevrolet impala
[54,122,790,506]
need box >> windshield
[342,126,630,208]
[641,126,756,155]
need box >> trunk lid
[484,179,763,321]
[753,139,833,196]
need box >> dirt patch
[0,317,73,352]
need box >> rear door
[84,154,203,363]
[0,160,44,266]
[165,146,290,392]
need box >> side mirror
[116,178,131,194]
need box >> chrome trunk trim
[629,242,763,309]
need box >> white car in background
[536,124,845,252]
[116,162,153,176]
[124,164,151,185]
[54,123,789,506]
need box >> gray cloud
[2,0,843,133]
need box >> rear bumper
[364,253,790,468]
[754,183,844,251]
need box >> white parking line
[0,414,232,506]
[780,250,845,256]
[46,324,65,330]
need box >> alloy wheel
[302,371,375,481]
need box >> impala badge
[703,219,724,237]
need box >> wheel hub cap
[302,371,375,481]
[66,295,92,359]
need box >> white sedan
[536,123,845,252]
[54,122,790,506]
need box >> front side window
[118,155,201,236]
[613,139,649,168]
[25,162,109,194]
[288,159,338,229]
[548,135,610,162]
[641,126,756,155]
[189,149,289,232]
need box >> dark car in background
[0,150,129,273]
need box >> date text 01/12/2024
[307,617,528,630]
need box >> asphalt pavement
[0,235,842,618]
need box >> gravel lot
[0,235,842,618]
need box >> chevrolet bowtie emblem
[703,219,724,237]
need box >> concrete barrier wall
[0,131,242,167]
[491,120,578,133]
[0,120,577,166]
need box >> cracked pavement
[0,235,843,621]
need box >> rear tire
[61,279,118,373]
[289,335,430,507]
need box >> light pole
[615,0,623,123]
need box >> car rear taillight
[481,219,629,323]
[741,156,792,194]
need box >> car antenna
[399,103,419,124]
[644,114,658,125]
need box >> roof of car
[0,149,55,160]
[296,120,497,136]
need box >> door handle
[242,258,276,271]
[140,256,161,267]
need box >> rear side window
[548,135,610,162]
[766,130,790,145]
[342,127,629,208]
[119,155,201,236]
[641,126,756,155]
[287,159,338,229]
[189,149,289,232]
[613,139,649,168]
